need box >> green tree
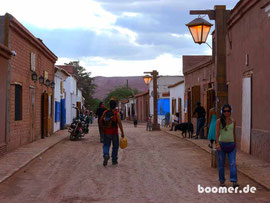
[104,86,139,107]
[65,61,96,110]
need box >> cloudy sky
[1,0,239,77]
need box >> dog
[174,122,194,138]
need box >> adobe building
[0,43,12,155]
[0,13,57,151]
[134,91,149,122]
[183,56,215,134]
[226,0,270,162]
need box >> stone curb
[0,135,68,184]
[164,130,270,191]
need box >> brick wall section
[5,14,57,151]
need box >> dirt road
[0,122,269,203]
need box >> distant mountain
[93,76,148,100]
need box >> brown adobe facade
[134,91,149,122]
[183,56,215,134]
[226,0,270,162]
[0,43,12,155]
[0,13,57,152]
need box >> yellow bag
[120,137,128,149]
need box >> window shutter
[30,52,36,71]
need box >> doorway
[178,98,182,123]
[241,76,252,153]
[41,92,49,139]
[29,88,35,142]
[187,91,192,123]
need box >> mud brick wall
[7,18,56,151]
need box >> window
[15,85,22,121]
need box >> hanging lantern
[39,76,44,85]
[50,81,55,89]
[31,72,38,82]
[45,79,50,87]
[143,75,152,85]
[186,17,213,44]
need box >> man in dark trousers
[96,102,107,143]
[99,100,125,166]
[193,102,206,139]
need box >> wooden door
[29,88,35,142]
[188,91,192,123]
[41,92,48,138]
[241,77,252,153]
[172,99,176,115]
[178,98,182,123]
[192,85,200,115]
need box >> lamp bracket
[190,10,215,20]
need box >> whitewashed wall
[169,81,185,123]
[64,76,77,125]
[149,76,184,124]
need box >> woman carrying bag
[216,104,239,188]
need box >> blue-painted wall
[157,98,170,116]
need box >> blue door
[60,99,66,130]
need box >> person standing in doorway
[170,113,179,131]
[216,104,239,188]
[208,106,216,148]
[100,100,125,166]
[193,102,206,139]
[96,102,107,143]
[133,115,138,127]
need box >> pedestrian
[90,111,93,124]
[133,115,138,127]
[193,102,206,139]
[216,104,239,188]
[100,100,125,166]
[120,110,124,120]
[95,102,107,143]
[170,113,179,131]
[208,106,216,148]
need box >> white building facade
[64,76,78,125]
[53,66,70,132]
[168,80,185,124]
[149,76,184,124]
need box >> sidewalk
[164,129,270,191]
[0,129,68,184]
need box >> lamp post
[186,5,230,118]
[143,70,160,131]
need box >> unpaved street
[0,122,269,203]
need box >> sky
[1,0,239,77]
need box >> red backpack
[103,110,118,128]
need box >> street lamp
[187,6,229,118]
[31,71,38,82]
[186,17,213,45]
[45,79,50,87]
[39,76,44,85]
[143,75,152,85]
[144,70,160,131]
[50,81,55,89]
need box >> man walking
[193,102,206,139]
[99,100,125,166]
[96,102,107,143]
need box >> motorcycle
[68,107,89,140]
[68,118,84,140]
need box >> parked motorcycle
[68,118,84,140]
[68,106,89,140]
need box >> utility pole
[190,6,230,118]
